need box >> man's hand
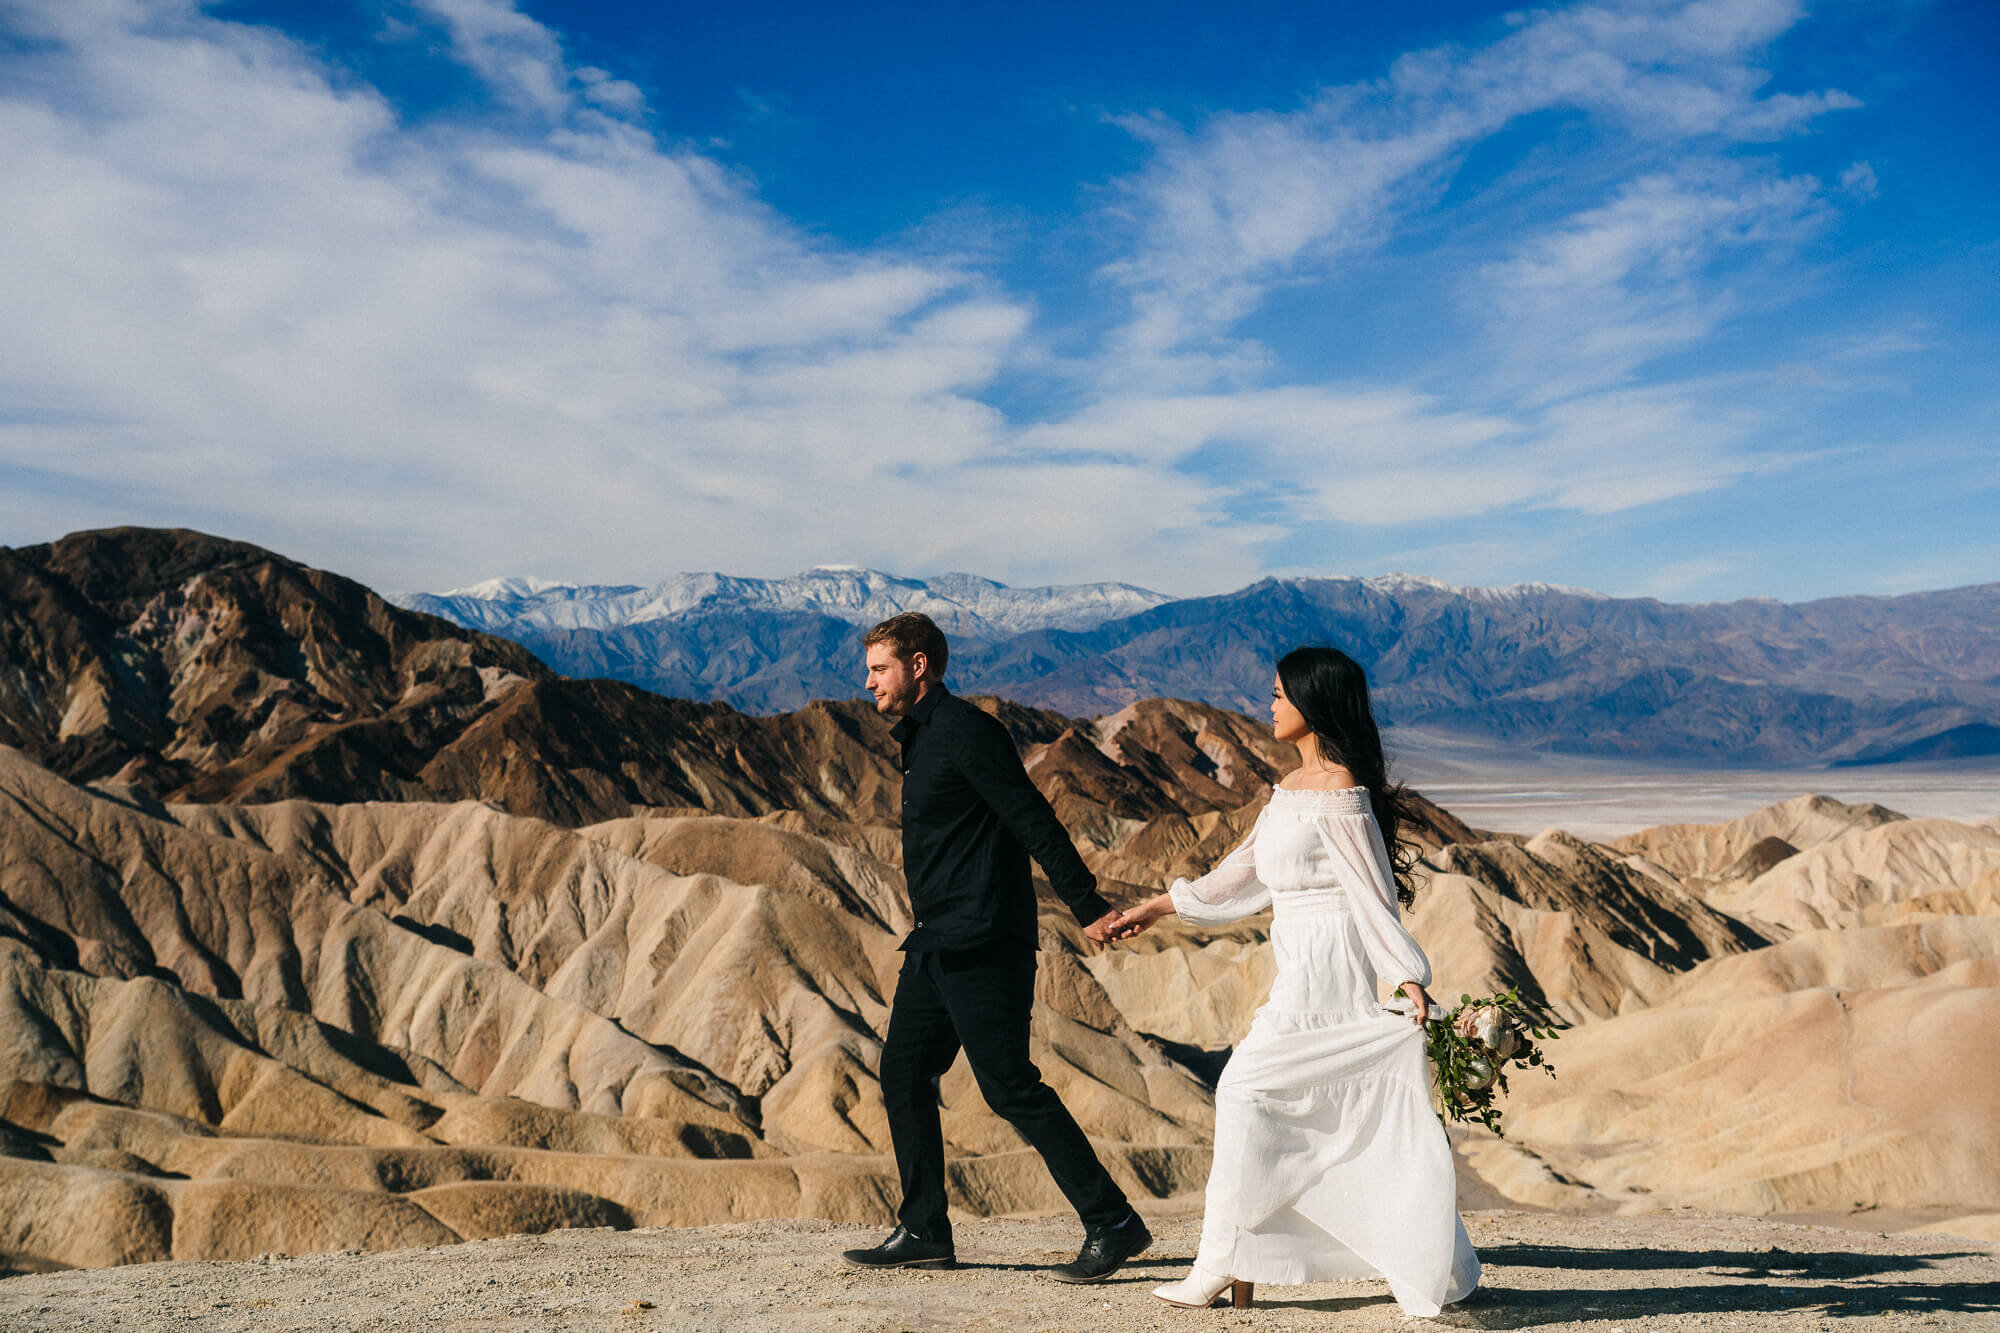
[1106,894,1174,941]
[1082,909,1124,945]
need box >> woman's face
[1271,672,1311,745]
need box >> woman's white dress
[1168,784,1480,1317]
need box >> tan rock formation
[1710,818,2000,937]
[1083,817,1776,1063]
[1411,828,1769,1021]
[0,743,1224,1271]
[1494,919,2000,1215]
[1083,921,1276,1052]
[1609,793,1904,889]
[166,793,1214,1157]
[0,749,757,1139]
[5,530,1999,1275]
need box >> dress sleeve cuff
[1167,876,1224,926]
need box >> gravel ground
[1,1210,1995,1332]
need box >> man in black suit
[841,611,1152,1282]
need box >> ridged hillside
[3,529,1997,1275]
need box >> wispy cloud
[1478,167,1831,403]
[0,0,1931,600]
[415,0,643,119]
[1633,553,1748,600]
[1,0,1198,588]
[1050,0,1868,567]
[418,0,574,115]
[1838,160,1879,200]
[1096,0,1857,377]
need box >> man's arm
[949,713,1115,927]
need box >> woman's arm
[1310,810,1433,992]
[1117,808,1272,936]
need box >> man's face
[865,642,928,715]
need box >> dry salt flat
[1402,762,2000,841]
[1,1211,1995,1332]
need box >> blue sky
[2,0,1995,601]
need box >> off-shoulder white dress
[1168,784,1480,1317]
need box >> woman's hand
[1396,981,1430,1025]
[1111,894,1174,939]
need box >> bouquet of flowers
[1412,988,1564,1135]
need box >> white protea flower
[1481,1010,1524,1060]
[1461,1056,1496,1091]
[1455,1004,1522,1059]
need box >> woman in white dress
[1109,646,1480,1317]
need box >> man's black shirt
[890,684,1112,950]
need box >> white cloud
[1632,554,1746,600]
[1839,160,1880,200]
[1097,0,1857,377]
[1825,323,1930,359]
[415,0,595,118]
[1005,379,1777,531]
[1038,0,1872,563]
[0,0,1252,591]
[0,0,1894,600]
[1478,167,1832,402]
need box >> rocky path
[1,1211,1994,1332]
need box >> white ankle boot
[1153,1267,1252,1309]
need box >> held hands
[1082,910,1124,945]
[1083,893,1175,946]
[1083,904,1160,945]
[1112,899,1166,939]
[1082,895,1174,947]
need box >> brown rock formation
[0,528,913,825]
[3,529,1360,839]
[0,747,1217,1270]
[6,526,1999,1274]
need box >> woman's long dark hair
[1276,645,1426,906]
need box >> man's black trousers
[880,945,1129,1240]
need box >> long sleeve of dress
[1311,810,1431,989]
[1168,809,1272,926]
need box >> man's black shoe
[841,1224,957,1270]
[1048,1212,1152,1283]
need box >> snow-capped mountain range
[394,566,1175,639]
[395,567,1612,639]
[1362,572,1610,603]
[387,565,2000,766]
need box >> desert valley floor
[2,1211,1996,1331]
[1404,756,2000,843]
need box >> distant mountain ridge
[395,567,1171,639]
[400,564,2000,766]
[957,576,2000,765]
[0,528,1297,830]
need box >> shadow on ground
[1247,1243,2000,1328]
